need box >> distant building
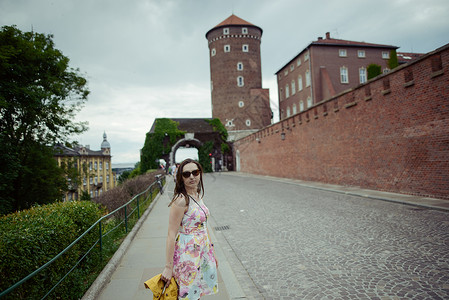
[54,132,116,201]
[275,32,400,120]
[206,14,272,141]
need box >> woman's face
[182,162,201,190]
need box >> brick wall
[234,43,449,200]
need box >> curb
[81,193,162,300]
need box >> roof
[53,143,108,157]
[149,118,215,134]
[206,14,262,37]
[275,33,398,74]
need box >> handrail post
[125,206,128,233]
[99,220,103,260]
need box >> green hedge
[0,201,105,299]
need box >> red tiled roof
[312,37,397,49]
[213,14,255,28]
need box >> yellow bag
[144,273,178,300]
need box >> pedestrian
[173,163,180,183]
[161,158,218,299]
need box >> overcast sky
[1,0,448,164]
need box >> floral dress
[173,197,218,299]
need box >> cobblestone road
[204,173,449,300]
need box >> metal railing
[0,175,165,299]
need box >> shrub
[0,201,104,299]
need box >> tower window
[242,44,249,52]
[246,119,251,126]
[223,28,229,35]
[239,101,244,107]
[211,48,216,56]
[224,45,230,53]
[237,62,243,70]
[242,27,248,34]
[237,76,244,87]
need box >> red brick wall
[235,43,449,200]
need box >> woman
[161,159,218,299]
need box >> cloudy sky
[1,0,448,164]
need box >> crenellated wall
[234,43,449,200]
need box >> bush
[0,201,104,299]
[94,170,164,216]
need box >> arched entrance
[169,133,202,166]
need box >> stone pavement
[85,172,449,300]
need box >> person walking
[161,158,218,299]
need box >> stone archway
[169,133,202,166]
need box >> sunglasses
[182,169,201,178]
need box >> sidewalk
[88,179,237,300]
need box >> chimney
[318,37,323,40]
[325,32,330,39]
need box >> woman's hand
[161,267,173,288]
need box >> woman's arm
[161,196,186,285]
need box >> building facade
[276,32,399,120]
[206,14,272,140]
[54,132,116,201]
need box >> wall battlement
[235,43,449,200]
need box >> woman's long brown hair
[168,158,205,207]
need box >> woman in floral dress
[161,159,218,299]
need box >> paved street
[204,173,449,299]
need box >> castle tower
[206,14,272,140]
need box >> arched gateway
[145,118,233,171]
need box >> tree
[367,63,382,80]
[0,25,89,215]
[388,49,399,70]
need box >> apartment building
[54,132,115,201]
[276,32,398,120]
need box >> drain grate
[214,225,230,231]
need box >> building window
[284,69,288,76]
[99,162,102,170]
[298,75,303,91]
[95,190,98,197]
[237,62,243,70]
[90,191,93,197]
[94,162,97,170]
[280,88,283,101]
[90,177,93,184]
[224,45,230,53]
[226,120,234,127]
[242,44,249,52]
[211,48,216,56]
[359,67,367,84]
[100,175,103,183]
[106,162,109,170]
[239,101,244,107]
[382,51,390,59]
[286,106,291,117]
[358,50,366,58]
[242,27,248,34]
[383,68,390,74]
[297,58,301,66]
[340,66,349,83]
[291,80,296,95]
[290,65,294,71]
[83,177,87,186]
[304,52,309,61]
[307,97,313,108]
[339,49,347,57]
[223,28,229,35]
[300,101,304,112]
[94,176,98,184]
[285,84,290,98]
[293,104,297,114]
[246,119,251,126]
[237,76,244,87]
[107,175,110,183]
[89,162,92,171]
[305,70,311,87]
